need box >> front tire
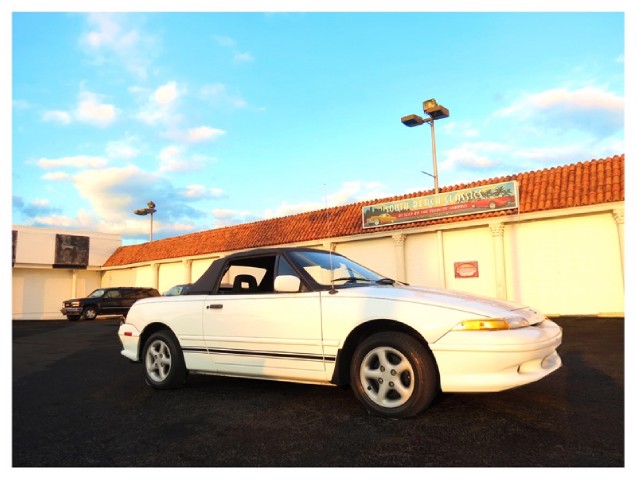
[81,307,98,320]
[350,332,439,418]
[143,330,187,389]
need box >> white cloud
[211,208,260,228]
[37,155,108,169]
[200,83,248,109]
[83,14,127,48]
[106,137,140,160]
[157,146,216,173]
[73,164,156,223]
[214,35,254,64]
[39,91,117,128]
[80,13,156,80]
[214,35,236,48]
[494,86,623,136]
[182,185,225,199]
[261,181,390,220]
[153,81,179,106]
[75,91,117,127]
[136,81,184,126]
[157,146,182,172]
[234,52,254,63]
[187,126,226,143]
[441,142,506,171]
[41,172,71,181]
[42,110,72,125]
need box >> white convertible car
[118,247,562,418]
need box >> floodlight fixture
[401,114,427,127]
[422,98,449,120]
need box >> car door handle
[207,304,223,310]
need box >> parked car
[61,287,160,321]
[470,195,516,209]
[118,247,562,419]
[366,213,396,226]
[163,284,192,296]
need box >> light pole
[134,201,157,242]
[401,98,449,194]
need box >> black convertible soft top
[186,247,330,295]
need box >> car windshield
[288,251,390,288]
[87,289,106,298]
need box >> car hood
[343,284,545,323]
[62,297,90,303]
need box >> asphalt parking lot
[12,316,624,467]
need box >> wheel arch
[138,322,177,359]
[330,319,439,388]
[83,303,100,313]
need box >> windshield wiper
[376,278,396,285]
[332,277,373,283]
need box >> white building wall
[12,268,103,320]
[158,262,184,294]
[337,237,396,280]
[443,226,496,298]
[102,265,155,289]
[12,226,121,320]
[192,258,216,282]
[504,212,624,315]
[403,232,441,288]
[12,203,624,320]
[99,204,623,317]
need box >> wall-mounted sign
[362,181,519,228]
[53,234,90,269]
[454,261,479,279]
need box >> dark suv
[61,287,160,321]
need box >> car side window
[219,255,276,295]
[276,257,296,277]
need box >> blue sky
[8,4,628,245]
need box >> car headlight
[453,317,530,331]
[71,301,80,307]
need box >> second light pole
[134,201,157,242]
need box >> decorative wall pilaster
[489,222,507,299]
[612,208,624,284]
[183,259,193,284]
[393,234,407,282]
[152,263,160,290]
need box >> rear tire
[143,330,187,389]
[350,331,439,419]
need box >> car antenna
[324,185,337,295]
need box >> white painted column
[393,233,407,283]
[152,263,160,290]
[437,230,446,289]
[612,208,624,284]
[489,222,507,299]
[183,259,193,283]
[71,269,78,298]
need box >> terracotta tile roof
[103,154,625,267]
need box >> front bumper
[431,319,563,392]
[60,307,82,316]
[118,323,142,362]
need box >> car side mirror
[274,275,301,293]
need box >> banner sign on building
[53,234,90,269]
[362,180,519,228]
